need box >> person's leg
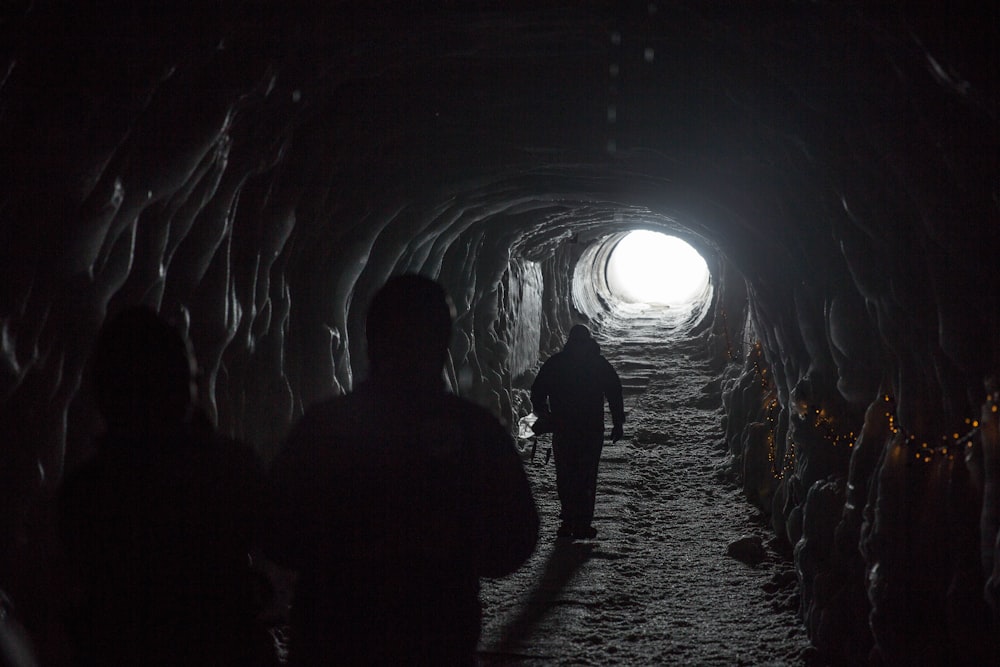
[552,432,595,536]
[574,431,604,537]
[551,433,575,535]
[553,429,601,537]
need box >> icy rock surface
[0,4,998,663]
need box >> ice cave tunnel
[1,2,998,665]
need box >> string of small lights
[748,341,770,391]
[819,391,985,465]
[861,392,988,463]
[742,339,991,477]
[745,342,795,479]
[764,397,779,473]
[721,309,736,361]
[793,401,857,449]
[901,414,982,464]
[779,441,797,479]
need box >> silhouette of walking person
[58,306,265,667]
[531,324,624,539]
[260,274,539,666]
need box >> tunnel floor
[477,310,814,665]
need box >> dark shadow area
[57,306,268,666]
[482,540,596,663]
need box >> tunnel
[1,1,998,664]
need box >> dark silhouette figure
[530,324,624,539]
[58,306,265,667]
[260,274,539,666]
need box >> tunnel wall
[456,256,544,429]
[719,244,1000,664]
[572,234,616,320]
[503,260,543,382]
[1,3,999,665]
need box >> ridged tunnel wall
[1,2,998,664]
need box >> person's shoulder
[306,389,363,416]
[540,349,570,370]
[444,393,496,419]
[274,389,377,467]
[207,431,263,475]
[550,348,570,361]
[296,388,371,434]
[596,354,619,376]
[190,411,252,454]
[443,394,508,435]
[597,353,617,368]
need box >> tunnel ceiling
[3,4,1000,663]
[1,2,998,463]
[5,2,994,266]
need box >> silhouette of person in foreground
[530,324,624,539]
[58,306,265,667]
[260,274,539,666]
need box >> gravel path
[478,308,813,665]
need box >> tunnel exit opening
[606,230,710,307]
[571,227,714,331]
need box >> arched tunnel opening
[572,228,713,324]
[1,2,999,665]
[602,230,711,308]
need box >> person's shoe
[573,525,597,539]
[556,522,574,538]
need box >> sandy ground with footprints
[477,306,814,665]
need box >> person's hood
[564,337,600,356]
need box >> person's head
[365,274,455,384]
[564,324,599,355]
[88,306,197,439]
[567,324,591,345]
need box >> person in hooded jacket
[530,324,625,539]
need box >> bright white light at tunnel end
[606,230,710,306]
